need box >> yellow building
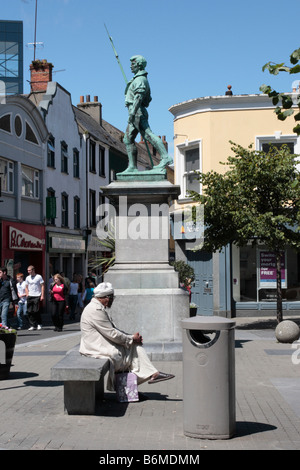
[169,92,300,317]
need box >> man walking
[25,265,44,330]
[0,266,18,327]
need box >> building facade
[0,94,48,279]
[169,92,300,317]
[0,20,23,95]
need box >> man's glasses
[104,295,114,299]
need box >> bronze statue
[122,55,173,174]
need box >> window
[262,142,294,154]
[73,148,79,178]
[0,114,11,132]
[61,141,68,173]
[21,165,39,198]
[89,189,96,226]
[0,157,14,193]
[257,135,298,155]
[25,122,38,144]
[177,141,201,199]
[99,145,105,176]
[46,188,56,225]
[74,196,80,229]
[47,135,55,168]
[14,115,22,137]
[61,193,68,227]
[89,140,96,172]
[232,243,300,303]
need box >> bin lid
[181,315,235,331]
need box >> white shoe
[37,325,42,330]
[28,326,36,331]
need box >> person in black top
[0,266,18,327]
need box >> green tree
[190,142,300,323]
[171,260,195,287]
[260,47,300,135]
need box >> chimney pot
[86,95,90,102]
[94,96,98,102]
[80,96,84,103]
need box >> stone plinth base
[101,180,189,358]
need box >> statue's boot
[123,143,138,172]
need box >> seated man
[79,282,174,391]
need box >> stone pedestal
[101,180,189,360]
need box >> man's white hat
[93,282,114,298]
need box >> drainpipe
[83,131,90,279]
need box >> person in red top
[49,273,68,332]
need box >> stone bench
[51,347,110,415]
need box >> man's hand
[133,332,143,344]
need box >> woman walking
[49,274,67,331]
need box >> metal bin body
[182,316,235,439]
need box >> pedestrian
[69,274,79,320]
[79,282,175,391]
[82,280,94,306]
[25,265,44,330]
[16,273,27,329]
[0,266,18,327]
[49,273,68,332]
[76,274,84,313]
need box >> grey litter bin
[181,315,236,439]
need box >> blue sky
[1,0,300,155]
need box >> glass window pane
[185,148,199,172]
[22,166,33,197]
[185,173,199,193]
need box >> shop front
[1,220,46,279]
[232,242,300,315]
[47,231,86,282]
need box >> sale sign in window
[259,251,286,288]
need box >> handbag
[115,371,139,402]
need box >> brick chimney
[77,95,102,126]
[30,59,53,92]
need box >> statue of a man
[123,55,173,172]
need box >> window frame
[89,140,96,173]
[21,164,39,199]
[176,139,202,200]
[61,141,68,174]
[99,145,105,177]
[89,189,96,227]
[74,196,80,229]
[61,192,69,227]
[47,135,55,168]
[73,147,80,178]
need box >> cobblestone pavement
[0,316,300,451]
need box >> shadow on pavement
[235,421,277,437]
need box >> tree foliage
[260,47,300,135]
[190,142,300,322]
[88,223,115,274]
[171,260,195,287]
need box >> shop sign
[259,251,286,288]
[9,226,45,251]
[50,236,85,252]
